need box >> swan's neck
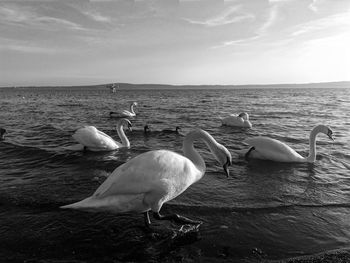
[306,126,321,162]
[129,104,135,114]
[182,129,220,180]
[116,124,130,147]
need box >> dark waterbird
[0,128,6,141]
[161,126,182,134]
[61,129,232,228]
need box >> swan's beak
[327,129,334,141]
[223,157,231,177]
[128,123,132,132]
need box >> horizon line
[1,80,349,89]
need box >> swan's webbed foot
[245,146,255,161]
[153,212,202,225]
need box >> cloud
[82,10,112,23]
[183,5,254,27]
[0,4,85,31]
[0,37,60,54]
[290,10,350,37]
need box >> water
[0,85,349,262]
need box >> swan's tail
[60,194,147,213]
[60,196,96,211]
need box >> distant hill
[1,81,349,90]
[113,81,350,90]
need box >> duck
[110,102,138,118]
[61,129,232,227]
[72,118,132,151]
[221,112,252,128]
[144,124,151,135]
[242,124,334,163]
[161,126,181,134]
[0,128,6,141]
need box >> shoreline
[269,247,350,263]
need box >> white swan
[242,124,334,163]
[72,118,132,151]
[110,102,138,118]
[221,112,252,128]
[61,129,232,227]
[0,128,6,141]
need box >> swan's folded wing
[93,150,191,198]
[96,130,122,148]
[72,126,101,148]
[73,126,119,150]
[244,137,302,160]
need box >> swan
[162,126,181,134]
[0,128,6,141]
[110,102,138,118]
[72,118,132,151]
[61,129,232,227]
[242,124,334,163]
[221,112,252,128]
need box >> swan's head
[132,102,138,106]
[238,112,249,120]
[175,126,181,133]
[326,126,334,141]
[314,124,334,141]
[117,118,132,131]
[214,143,232,177]
[0,128,6,141]
[144,125,150,134]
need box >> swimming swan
[61,129,232,227]
[110,102,138,118]
[72,118,132,151]
[243,124,334,163]
[221,112,252,128]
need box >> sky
[0,0,350,87]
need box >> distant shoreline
[1,81,349,90]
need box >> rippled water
[0,86,349,262]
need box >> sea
[0,84,349,262]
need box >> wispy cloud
[257,4,279,35]
[184,5,254,27]
[0,37,60,54]
[82,10,112,23]
[0,5,85,31]
[290,10,350,37]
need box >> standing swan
[61,129,232,227]
[72,118,132,151]
[221,112,252,128]
[243,124,334,163]
[110,102,138,118]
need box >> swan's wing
[93,150,196,198]
[96,130,122,147]
[120,110,134,117]
[222,116,244,125]
[244,137,303,160]
[72,126,118,150]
